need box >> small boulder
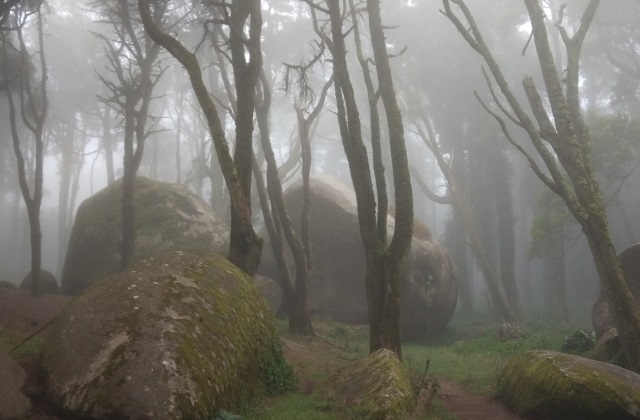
[61,177,230,295]
[591,328,625,365]
[592,243,640,338]
[19,269,59,294]
[0,280,17,290]
[498,350,640,419]
[43,251,281,419]
[332,349,415,419]
[0,352,32,419]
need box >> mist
[1,0,637,322]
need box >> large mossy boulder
[592,243,640,339]
[19,269,59,294]
[61,177,229,295]
[497,350,640,419]
[43,251,280,419]
[259,176,458,339]
[332,349,414,419]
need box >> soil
[0,289,522,419]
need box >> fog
[1,0,639,323]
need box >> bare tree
[93,0,167,270]
[443,0,640,371]
[3,4,48,294]
[138,0,263,275]
[305,0,414,357]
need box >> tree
[3,3,47,294]
[443,0,640,372]
[305,0,414,357]
[138,0,263,276]
[93,0,167,270]
[410,112,516,321]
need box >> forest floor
[0,289,521,419]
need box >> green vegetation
[264,341,297,395]
[403,319,589,395]
[0,326,45,356]
[241,316,595,419]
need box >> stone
[591,328,624,365]
[43,251,281,419]
[0,352,32,419]
[259,176,458,339]
[61,177,229,295]
[19,269,59,294]
[592,243,640,339]
[498,350,640,419]
[332,348,415,420]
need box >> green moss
[497,350,640,419]
[161,254,282,417]
[333,349,415,420]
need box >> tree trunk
[138,0,263,276]
[255,71,313,335]
[366,0,414,357]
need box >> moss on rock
[43,251,282,419]
[497,350,640,419]
[332,349,415,419]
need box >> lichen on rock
[331,348,415,419]
[497,350,640,419]
[43,251,282,419]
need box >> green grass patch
[0,327,45,356]
[244,393,354,419]
[403,320,587,395]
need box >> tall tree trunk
[101,106,115,185]
[366,0,414,356]
[444,0,640,371]
[6,7,47,295]
[255,71,313,335]
[138,0,263,275]
[57,121,74,276]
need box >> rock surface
[43,251,280,419]
[592,243,640,338]
[332,348,414,420]
[0,352,32,419]
[591,328,624,365]
[498,350,640,419]
[19,269,60,294]
[259,176,458,339]
[61,177,229,295]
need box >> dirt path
[437,377,522,420]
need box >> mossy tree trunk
[138,0,263,276]
[444,0,640,371]
[318,0,413,356]
[5,6,47,295]
[255,70,314,336]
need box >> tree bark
[444,0,640,371]
[138,0,262,275]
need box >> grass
[247,314,592,419]
[0,326,45,357]
[244,393,354,420]
[403,317,591,395]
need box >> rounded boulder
[61,177,229,295]
[43,251,280,419]
[259,176,458,339]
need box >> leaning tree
[443,0,640,372]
